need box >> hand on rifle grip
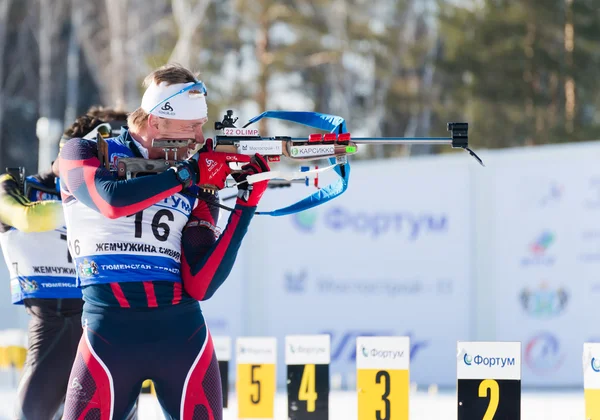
[232,153,271,207]
[188,138,251,191]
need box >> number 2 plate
[457,379,521,420]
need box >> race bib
[64,194,195,286]
[0,223,79,304]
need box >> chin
[187,145,202,158]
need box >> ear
[148,114,161,131]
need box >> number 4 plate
[287,364,329,420]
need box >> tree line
[1,0,599,172]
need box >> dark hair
[62,106,129,139]
[85,105,129,124]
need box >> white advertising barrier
[247,155,473,387]
[583,343,600,417]
[488,141,600,387]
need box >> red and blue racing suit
[59,129,255,420]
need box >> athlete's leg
[14,299,83,420]
[62,307,144,420]
[152,312,222,420]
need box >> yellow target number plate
[357,369,409,420]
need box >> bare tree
[71,0,174,108]
[64,1,81,126]
[104,0,129,107]
[38,0,69,171]
[0,0,12,169]
[356,0,417,157]
[38,0,68,120]
[169,0,213,68]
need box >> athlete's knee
[62,336,113,419]
[182,350,223,420]
[14,367,65,420]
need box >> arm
[59,138,186,219]
[181,198,255,301]
[0,174,63,233]
[181,153,270,301]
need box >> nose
[194,129,205,144]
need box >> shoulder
[59,137,98,160]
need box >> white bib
[63,193,195,287]
[0,212,78,304]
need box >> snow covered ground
[0,388,587,419]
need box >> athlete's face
[146,114,207,159]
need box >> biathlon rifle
[100,109,483,216]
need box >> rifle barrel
[285,136,453,144]
[345,137,452,144]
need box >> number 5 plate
[236,337,277,419]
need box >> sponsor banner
[457,341,521,380]
[285,335,330,365]
[356,336,410,370]
[250,156,472,386]
[223,128,260,136]
[290,145,335,157]
[583,343,600,389]
[236,337,277,364]
[489,143,600,386]
[238,141,282,155]
[213,336,232,362]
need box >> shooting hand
[232,153,271,207]
[188,138,251,191]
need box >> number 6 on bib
[356,336,410,420]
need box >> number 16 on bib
[357,336,410,420]
[457,341,521,420]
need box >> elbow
[198,289,215,301]
[101,208,122,220]
[96,204,129,220]
[15,222,36,233]
[13,216,53,233]
[182,276,208,301]
[187,287,208,302]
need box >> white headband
[141,81,208,120]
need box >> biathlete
[59,63,270,420]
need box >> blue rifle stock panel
[218,360,229,408]
[457,379,520,420]
[287,364,329,420]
